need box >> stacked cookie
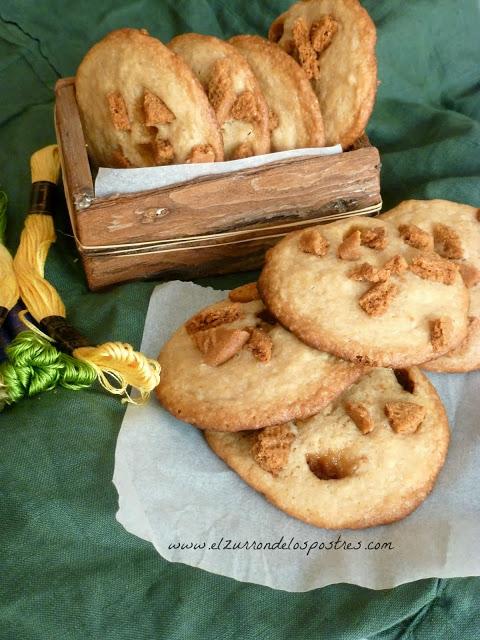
[156,198,479,529]
[75,0,377,167]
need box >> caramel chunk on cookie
[185,304,242,334]
[152,139,174,165]
[359,281,399,317]
[107,91,131,131]
[229,283,260,303]
[186,144,216,163]
[194,327,250,366]
[292,18,319,80]
[231,142,253,159]
[410,253,458,285]
[252,424,295,476]
[361,227,388,250]
[246,327,273,363]
[230,91,260,122]
[299,229,329,256]
[398,224,434,251]
[207,58,235,124]
[310,16,338,54]
[337,230,361,261]
[345,401,374,434]
[433,223,463,260]
[348,263,389,283]
[143,89,175,126]
[458,262,480,289]
[383,254,408,275]
[384,401,426,434]
[430,317,453,352]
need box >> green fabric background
[1,1,479,637]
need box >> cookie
[168,34,270,159]
[229,35,325,151]
[205,367,449,529]
[258,217,469,367]
[75,28,224,167]
[156,284,364,431]
[269,0,377,148]
[381,199,480,372]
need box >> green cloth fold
[1,1,479,637]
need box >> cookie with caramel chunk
[258,216,469,367]
[205,367,449,529]
[156,291,364,431]
[168,34,270,160]
[269,0,377,147]
[381,199,480,372]
[229,35,324,151]
[75,28,223,167]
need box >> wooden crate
[54,77,382,290]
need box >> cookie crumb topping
[208,59,235,123]
[398,224,433,251]
[345,401,374,434]
[252,423,295,476]
[458,262,480,288]
[231,141,253,159]
[430,316,453,352]
[186,144,215,163]
[337,230,361,260]
[348,262,389,283]
[299,228,329,256]
[433,223,463,260]
[143,89,175,126]
[194,326,250,366]
[360,227,388,250]
[186,304,243,334]
[358,281,399,316]
[410,253,458,285]
[152,139,174,165]
[383,254,408,275]
[229,283,260,303]
[384,401,426,434]
[230,90,260,123]
[292,18,320,80]
[246,327,273,363]
[107,91,131,131]
[310,15,338,54]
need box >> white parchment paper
[95,146,342,197]
[113,281,480,592]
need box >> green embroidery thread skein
[0,191,96,409]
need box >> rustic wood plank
[55,78,94,210]
[75,147,380,247]
[82,236,281,290]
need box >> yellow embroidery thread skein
[13,145,160,403]
[0,191,19,328]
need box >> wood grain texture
[55,78,94,209]
[76,147,380,247]
[82,237,281,290]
